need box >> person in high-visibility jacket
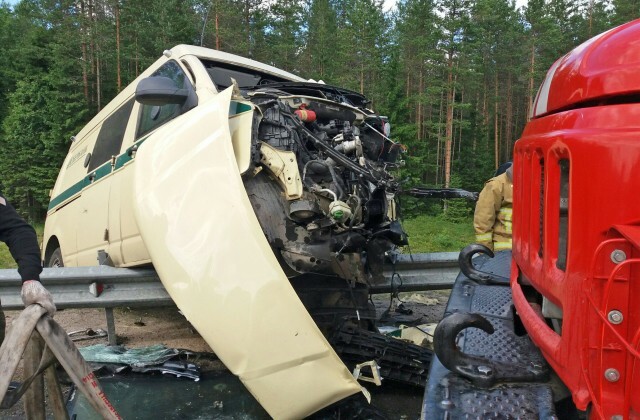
[473,163,513,252]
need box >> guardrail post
[105,308,117,346]
[43,364,69,420]
[23,332,45,419]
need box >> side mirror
[135,76,189,106]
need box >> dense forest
[0,0,637,221]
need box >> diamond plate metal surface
[431,376,556,419]
[461,318,547,367]
[470,286,513,318]
[422,250,565,419]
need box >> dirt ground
[1,290,451,419]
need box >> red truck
[426,18,640,419]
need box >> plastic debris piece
[79,344,178,368]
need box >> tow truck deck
[422,251,578,419]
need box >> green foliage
[442,174,474,222]
[303,0,340,81]
[401,214,474,253]
[0,0,634,222]
[263,0,306,72]
[0,74,86,220]
[0,244,15,269]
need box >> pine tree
[0,75,87,220]
[263,0,305,73]
[303,0,340,82]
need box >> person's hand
[21,280,56,316]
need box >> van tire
[48,247,64,268]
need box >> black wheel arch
[44,236,61,265]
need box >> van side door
[75,99,135,266]
[116,60,198,266]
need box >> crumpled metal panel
[132,87,362,419]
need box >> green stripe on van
[47,177,89,211]
[47,138,149,212]
[229,101,252,115]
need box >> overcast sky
[384,0,529,11]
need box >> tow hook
[458,244,510,285]
[434,312,547,387]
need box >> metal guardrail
[0,266,173,346]
[0,252,460,344]
[0,253,460,310]
[0,266,171,310]
[374,252,460,293]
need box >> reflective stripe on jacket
[473,172,513,251]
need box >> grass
[401,214,475,253]
[0,217,472,269]
[0,223,44,269]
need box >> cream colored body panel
[259,142,303,200]
[44,45,304,267]
[109,160,151,266]
[229,109,254,174]
[132,88,362,419]
[75,175,110,266]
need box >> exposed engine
[241,82,406,287]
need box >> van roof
[68,45,307,149]
[169,44,305,83]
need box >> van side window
[88,98,135,172]
[136,61,193,139]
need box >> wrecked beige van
[43,45,406,417]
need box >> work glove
[21,280,57,316]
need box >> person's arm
[0,194,56,315]
[473,180,503,251]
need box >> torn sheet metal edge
[353,361,382,386]
[132,87,362,419]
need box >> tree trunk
[135,37,139,77]
[80,0,89,103]
[588,0,594,37]
[215,9,220,50]
[505,73,512,160]
[96,54,101,111]
[244,0,251,56]
[89,0,96,109]
[417,67,423,140]
[457,88,464,159]
[527,41,535,122]
[494,73,499,169]
[115,1,121,92]
[436,92,444,186]
[444,54,454,189]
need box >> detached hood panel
[132,88,362,419]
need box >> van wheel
[48,247,64,268]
